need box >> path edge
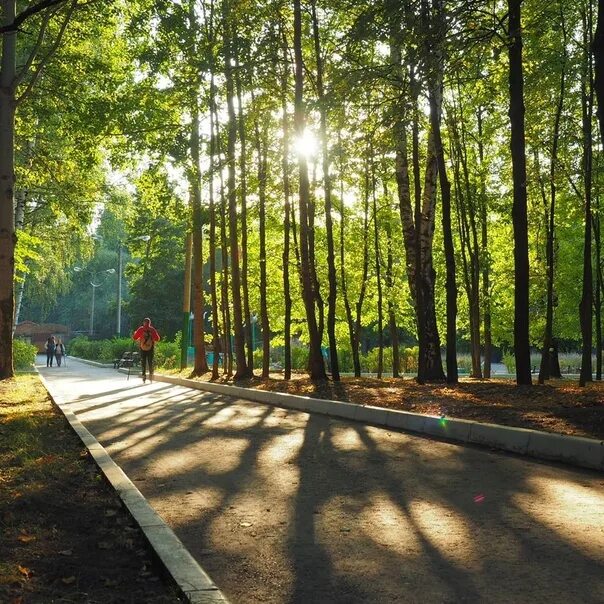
[150,372,604,473]
[37,371,231,604]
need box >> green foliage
[502,351,515,374]
[13,340,37,370]
[291,345,309,371]
[154,340,180,370]
[401,347,419,374]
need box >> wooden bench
[113,351,140,369]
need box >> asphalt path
[40,357,604,604]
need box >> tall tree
[0,0,79,379]
[292,0,326,380]
[222,0,250,379]
[507,0,532,385]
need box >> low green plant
[456,354,473,373]
[401,346,419,374]
[291,345,309,371]
[13,339,37,370]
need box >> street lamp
[116,235,150,337]
[74,267,115,336]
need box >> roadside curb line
[37,372,231,604]
[150,373,604,472]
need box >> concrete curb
[150,373,604,473]
[37,372,231,604]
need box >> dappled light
[39,362,604,602]
[513,476,604,560]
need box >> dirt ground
[186,372,604,441]
[0,376,183,604]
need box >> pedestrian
[45,335,56,367]
[55,338,65,367]
[133,318,160,383]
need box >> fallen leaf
[17,534,36,543]
[240,522,253,528]
[61,576,76,585]
[104,509,117,517]
[10,596,24,604]
[17,565,31,578]
[59,549,73,556]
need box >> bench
[113,351,140,369]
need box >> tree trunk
[507,0,532,385]
[280,27,293,380]
[371,150,384,378]
[223,0,250,379]
[429,74,457,383]
[234,38,254,371]
[477,108,492,378]
[181,233,192,371]
[190,98,209,376]
[293,0,326,380]
[254,114,271,378]
[538,5,567,384]
[0,0,16,379]
[385,220,400,377]
[209,68,220,380]
[450,113,481,379]
[311,0,339,380]
[581,2,596,386]
[417,128,446,383]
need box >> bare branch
[0,0,68,34]
[16,1,78,105]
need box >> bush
[456,354,473,373]
[502,351,515,374]
[401,346,419,373]
[155,340,180,370]
[13,339,37,370]
[291,345,309,371]
[362,347,394,373]
[336,347,354,373]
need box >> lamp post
[117,235,150,337]
[74,267,115,336]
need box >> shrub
[13,339,37,370]
[502,351,515,374]
[456,354,473,373]
[401,346,419,373]
[155,340,180,369]
[363,347,394,373]
[336,347,354,373]
[291,345,309,371]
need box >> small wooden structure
[15,321,70,353]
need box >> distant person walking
[45,335,56,367]
[55,338,65,367]
[133,318,160,383]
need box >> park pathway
[40,357,604,604]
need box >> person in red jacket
[133,317,160,383]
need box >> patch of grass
[0,375,182,603]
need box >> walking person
[45,335,56,367]
[133,318,160,383]
[55,338,65,367]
